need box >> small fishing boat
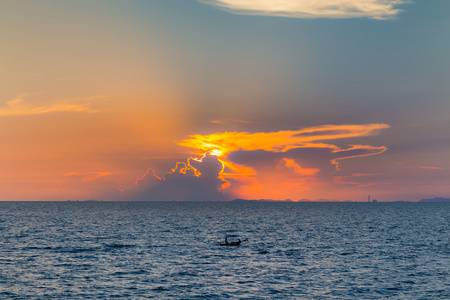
[220,237,248,246]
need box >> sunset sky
[1,0,450,201]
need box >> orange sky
[2,1,450,201]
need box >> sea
[0,201,448,299]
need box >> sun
[210,149,223,157]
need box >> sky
[1,0,450,202]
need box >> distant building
[367,195,377,202]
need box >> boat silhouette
[220,237,248,246]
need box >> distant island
[232,199,293,202]
[418,197,450,203]
[232,199,340,202]
[66,199,100,202]
[232,198,346,202]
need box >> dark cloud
[120,154,227,201]
[227,144,387,186]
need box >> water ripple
[0,201,449,299]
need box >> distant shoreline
[418,197,450,203]
[0,198,449,203]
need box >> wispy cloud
[421,166,442,170]
[201,0,408,19]
[210,118,254,127]
[65,171,112,182]
[0,96,100,117]
[333,173,389,187]
[179,123,390,156]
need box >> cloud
[210,118,254,127]
[65,171,112,182]
[200,0,407,19]
[121,153,227,201]
[282,158,320,176]
[0,96,99,117]
[60,171,118,199]
[178,124,389,199]
[333,173,389,187]
[179,123,389,156]
[225,143,388,197]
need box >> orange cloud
[176,124,389,199]
[65,171,112,182]
[0,96,99,117]
[421,167,442,170]
[282,158,320,176]
[179,123,389,156]
[134,168,162,186]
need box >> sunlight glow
[176,124,390,198]
[210,149,223,157]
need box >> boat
[220,237,248,246]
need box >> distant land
[234,198,450,203]
[232,199,293,203]
[231,199,340,202]
[63,198,449,203]
[66,199,100,202]
[418,197,450,203]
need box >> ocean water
[0,202,449,299]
